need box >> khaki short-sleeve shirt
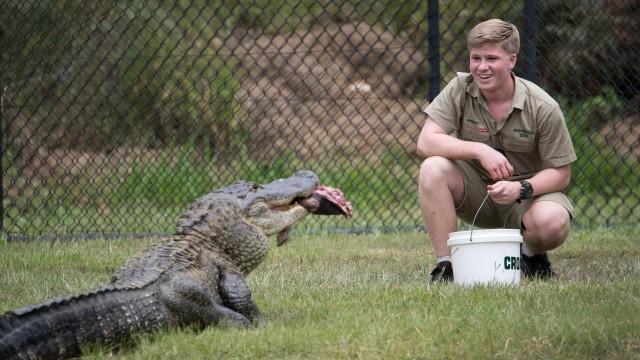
[424,72,577,180]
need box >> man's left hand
[486,181,521,204]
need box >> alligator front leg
[160,274,251,328]
[219,270,264,324]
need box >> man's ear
[510,54,517,69]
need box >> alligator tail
[0,286,168,360]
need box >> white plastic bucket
[447,228,523,286]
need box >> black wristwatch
[518,180,534,202]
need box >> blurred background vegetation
[1,0,638,238]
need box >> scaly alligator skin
[0,170,347,360]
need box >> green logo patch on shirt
[513,128,534,138]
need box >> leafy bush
[560,88,639,226]
[560,87,633,193]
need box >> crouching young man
[416,19,577,282]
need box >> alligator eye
[250,184,262,192]
[248,202,268,217]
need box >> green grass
[1,228,639,359]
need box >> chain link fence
[1,0,638,240]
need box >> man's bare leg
[520,201,571,278]
[418,156,465,281]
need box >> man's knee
[419,157,465,204]
[419,156,455,187]
[523,201,571,247]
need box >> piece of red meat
[308,185,352,218]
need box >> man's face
[469,43,516,94]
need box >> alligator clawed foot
[250,313,268,328]
[217,312,252,329]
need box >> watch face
[525,182,532,197]
[521,181,533,199]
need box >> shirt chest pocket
[461,125,490,142]
[503,138,536,152]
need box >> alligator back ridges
[0,287,169,360]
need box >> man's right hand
[417,118,514,181]
[476,144,514,180]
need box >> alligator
[0,170,352,360]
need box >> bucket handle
[468,191,515,242]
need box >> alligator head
[241,170,352,245]
[177,170,351,246]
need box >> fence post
[428,0,440,101]
[0,86,4,235]
[523,0,538,82]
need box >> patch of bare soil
[598,117,640,163]
[230,19,428,162]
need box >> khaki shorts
[454,160,574,229]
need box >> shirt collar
[512,74,526,110]
[466,72,526,110]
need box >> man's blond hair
[467,19,520,55]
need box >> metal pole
[428,0,440,101]
[523,0,538,82]
[0,86,5,235]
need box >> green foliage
[560,88,636,193]
[564,87,626,130]
[110,141,216,209]
[3,131,636,237]
[103,143,422,233]
[1,228,638,358]
[557,88,639,227]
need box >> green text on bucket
[504,256,521,270]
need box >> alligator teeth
[271,204,295,211]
